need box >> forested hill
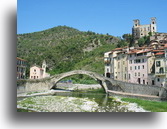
[17,26,119,75]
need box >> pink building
[127,48,153,85]
[29,60,50,79]
[29,65,44,79]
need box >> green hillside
[17,26,119,77]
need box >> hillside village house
[17,57,27,79]
[29,60,50,79]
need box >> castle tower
[150,17,157,34]
[42,60,46,78]
[132,19,140,41]
[133,19,140,28]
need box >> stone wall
[25,81,52,92]
[17,78,53,93]
[107,78,167,98]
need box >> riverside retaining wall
[107,78,167,98]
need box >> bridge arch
[50,70,109,93]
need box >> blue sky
[17,0,167,36]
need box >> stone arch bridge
[24,70,113,93]
[18,70,167,100]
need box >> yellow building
[104,47,128,82]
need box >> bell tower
[42,60,46,77]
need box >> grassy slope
[17,26,118,77]
[122,98,167,112]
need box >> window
[130,66,132,70]
[135,59,141,63]
[124,74,126,80]
[159,68,164,73]
[156,61,161,67]
[118,62,120,69]
[152,80,155,85]
[138,72,140,76]
[129,74,131,79]
[135,73,137,76]
[157,78,160,82]
[143,74,144,77]
[34,69,36,72]
[135,66,137,70]
[138,66,140,69]
[142,65,144,69]
[142,59,145,62]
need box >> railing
[155,72,166,75]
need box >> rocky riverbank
[56,83,101,90]
[17,91,148,112]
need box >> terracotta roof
[165,44,167,48]
[113,48,122,51]
[128,50,140,54]
[136,50,151,54]
[17,57,27,61]
[152,49,164,52]
[155,52,165,55]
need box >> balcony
[155,72,166,76]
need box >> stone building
[29,60,50,79]
[17,57,27,79]
[132,17,157,42]
[150,33,167,45]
